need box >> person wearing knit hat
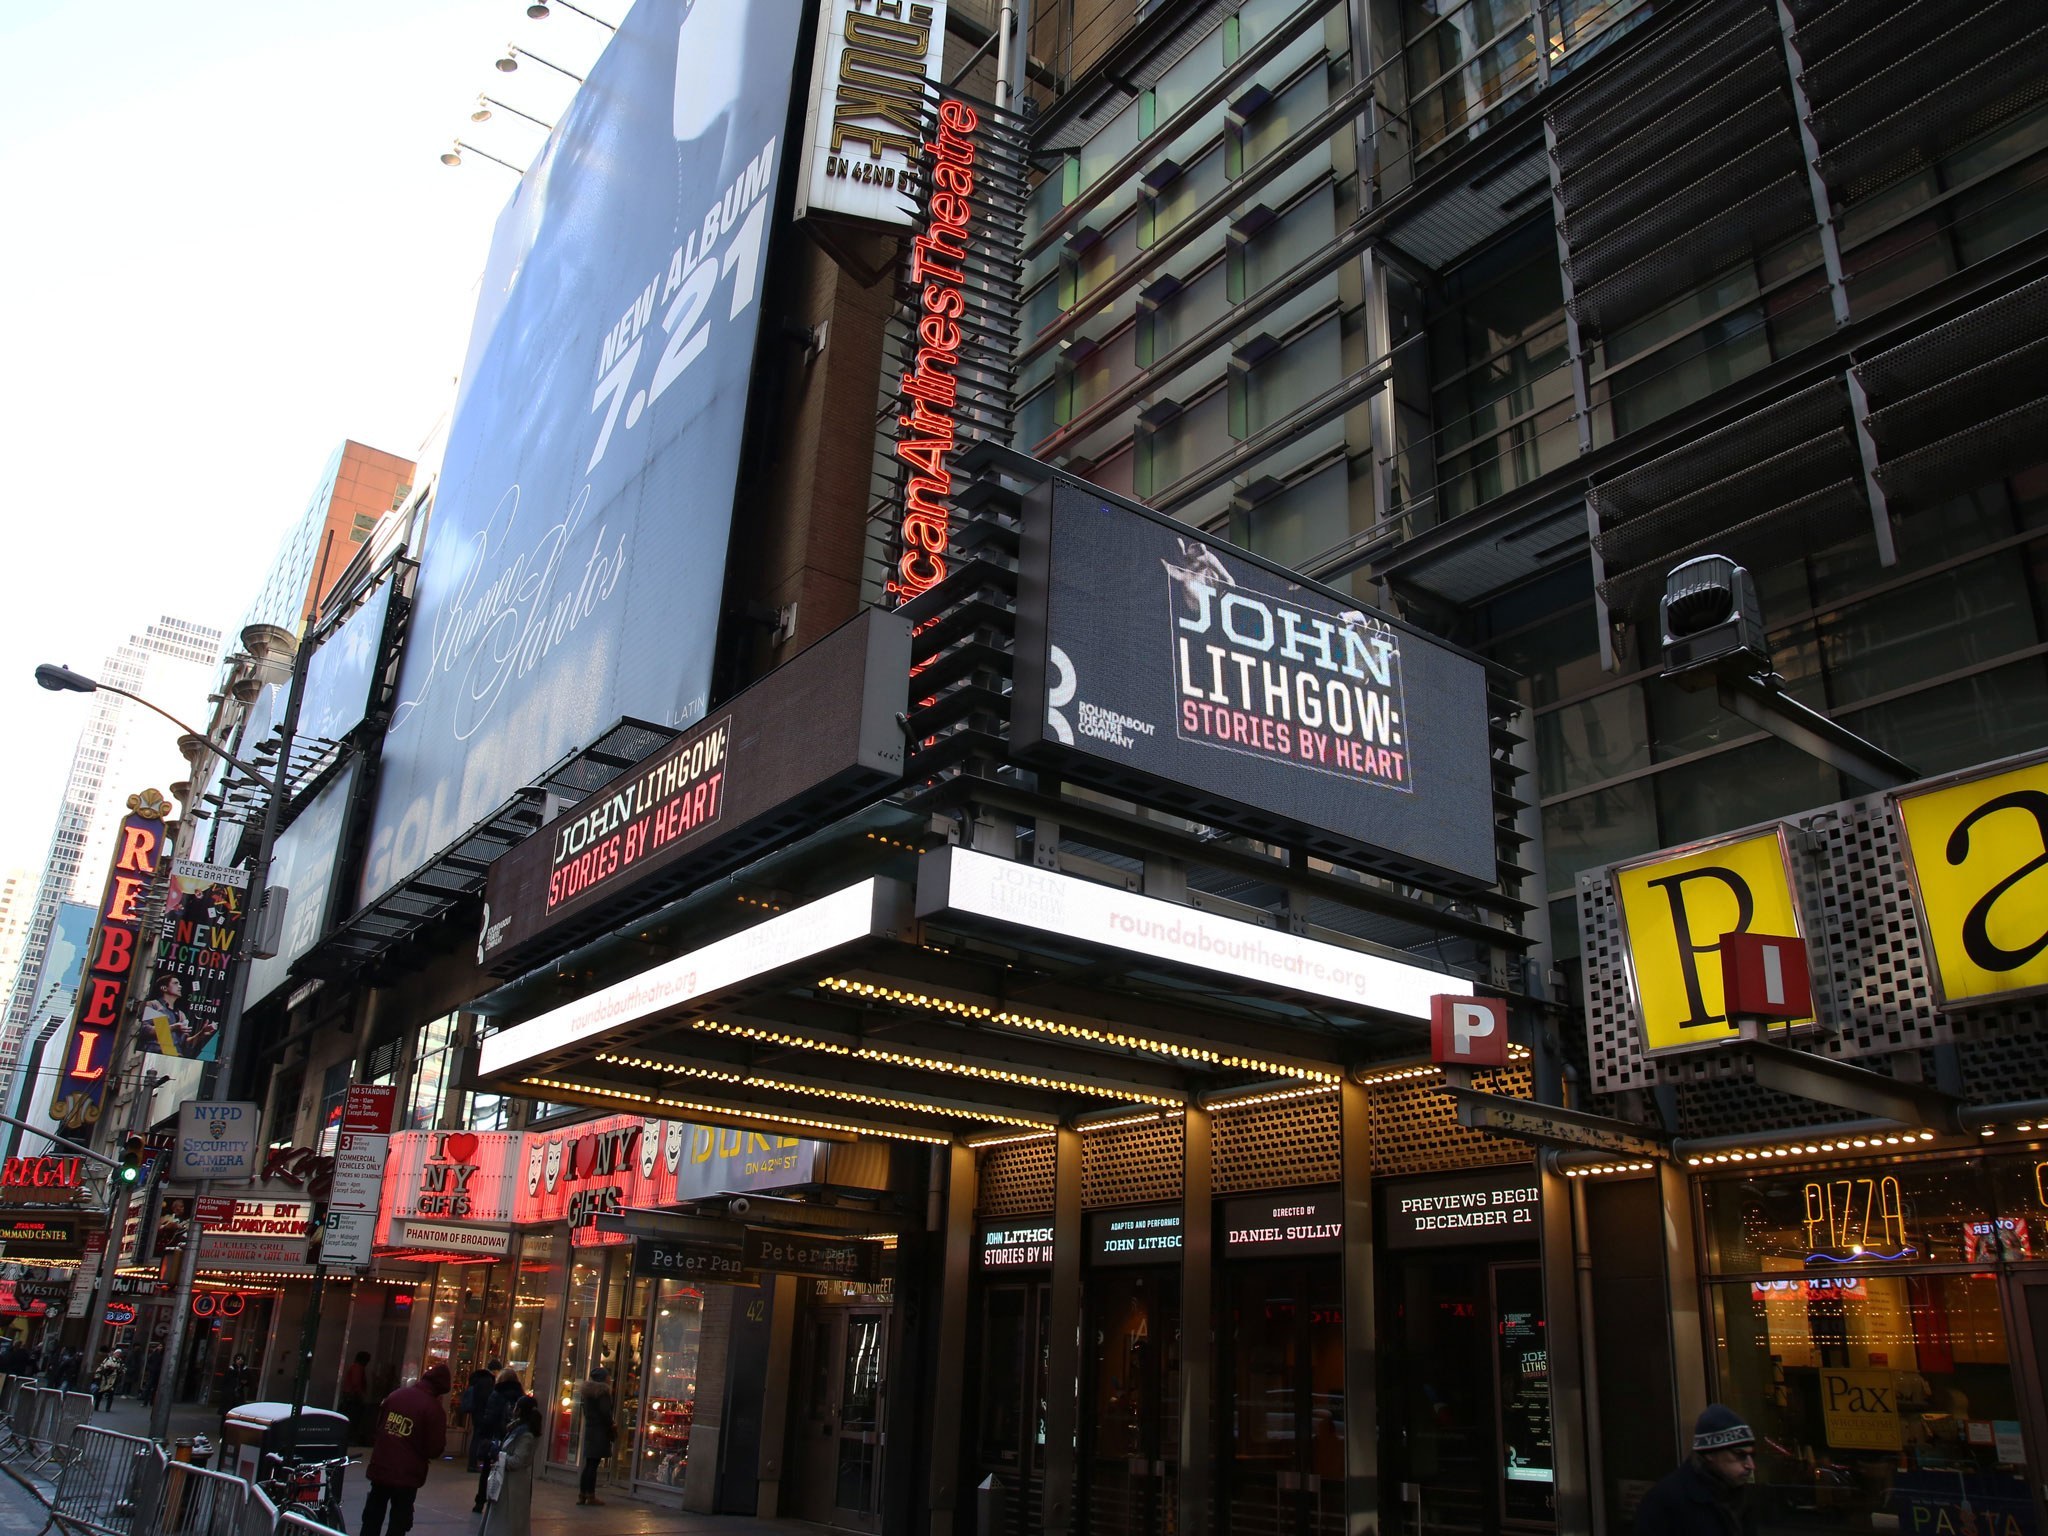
[1633,1403,1759,1535]
[362,1362,453,1536]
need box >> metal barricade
[238,1483,282,1536]
[29,1393,98,1475]
[157,1459,262,1536]
[276,1514,349,1536]
[0,1381,40,1458]
[46,1425,166,1536]
[9,1386,59,1464]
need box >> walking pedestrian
[481,1396,541,1536]
[472,1367,523,1512]
[360,1363,450,1536]
[339,1350,372,1444]
[575,1367,615,1506]
[1634,1403,1761,1536]
[91,1348,122,1411]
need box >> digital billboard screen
[1012,479,1498,889]
[359,0,805,908]
[246,759,358,1007]
[295,578,393,751]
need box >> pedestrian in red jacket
[361,1363,451,1536]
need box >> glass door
[1082,1268,1180,1536]
[635,1280,705,1491]
[976,1282,1052,1536]
[1221,1260,1345,1536]
[792,1304,890,1532]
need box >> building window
[409,1014,460,1131]
[316,1059,352,1156]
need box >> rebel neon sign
[892,97,981,603]
[52,804,166,1128]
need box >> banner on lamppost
[136,860,247,1063]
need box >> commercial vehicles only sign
[176,1100,262,1181]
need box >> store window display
[1701,1156,2039,1533]
[639,1282,705,1488]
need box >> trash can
[220,1402,351,1482]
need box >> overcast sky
[0,0,611,876]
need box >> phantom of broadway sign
[138,859,247,1062]
[1013,482,1497,889]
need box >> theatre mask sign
[1894,752,2048,1007]
[1610,827,1810,1055]
[1013,481,1496,890]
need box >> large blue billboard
[359,0,804,906]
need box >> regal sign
[479,610,909,967]
[0,1157,84,1198]
[52,799,167,1127]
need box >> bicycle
[258,1450,356,1531]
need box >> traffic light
[116,1136,145,1186]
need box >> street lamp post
[35,649,301,1445]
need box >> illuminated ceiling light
[965,1129,1056,1149]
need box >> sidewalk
[80,1395,826,1534]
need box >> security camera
[1660,555,1770,690]
[730,1197,750,1216]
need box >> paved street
[42,1396,822,1535]
[0,1463,49,1536]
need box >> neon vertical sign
[51,797,166,1128]
[891,97,982,603]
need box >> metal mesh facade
[1579,782,2048,1095]
[1079,1116,1185,1209]
[1368,1069,1538,1177]
[975,1136,1058,1216]
[1211,1092,1342,1195]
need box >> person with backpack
[471,1367,523,1513]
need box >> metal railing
[3,1421,352,1536]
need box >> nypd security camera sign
[176,1101,262,1182]
[1012,479,1498,890]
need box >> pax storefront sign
[52,802,167,1128]
[1012,483,1497,889]
[978,1217,1053,1270]
[1610,827,1810,1055]
[795,0,946,229]
[1221,1190,1343,1257]
[480,610,908,967]
[1894,754,2048,1007]
[743,1228,880,1283]
[1384,1169,1538,1249]
[518,1115,818,1246]
[176,1100,262,1182]
[359,2,804,911]
[1088,1206,1182,1265]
